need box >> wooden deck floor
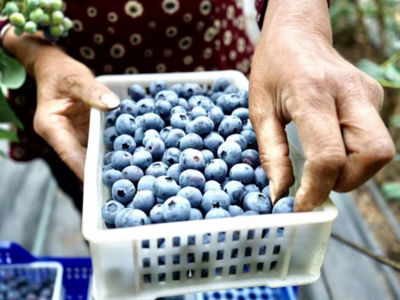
[1,128,399,299]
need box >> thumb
[69,76,120,111]
[250,100,293,204]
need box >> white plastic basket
[83,70,338,300]
[0,262,64,300]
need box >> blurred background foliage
[331,0,400,200]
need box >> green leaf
[390,115,400,128]
[0,49,26,89]
[0,150,6,158]
[0,91,23,129]
[357,59,385,81]
[384,64,400,83]
[381,182,400,200]
[0,128,18,142]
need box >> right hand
[32,49,120,180]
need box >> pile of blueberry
[0,270,56,300]
[102,78,295,229]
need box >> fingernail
[270,180,276,204]
[101,93,120,109]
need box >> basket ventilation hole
[273,245,281,255]
[215,267,223,276]
[257,262,264,272]
[173,236,180,247]
[158,256,166,266]
[216,250,224,260]
[243,264,250,273]
[201,269,209,278]
[277,228,284,238]
[144,274,151,283]
[173,255,180,265]
[247,229,255,240]
[229,266,237,275]
[245,247,252,257]
[270,261,277,271]
[202,252,210,262]
[142,240,150,249]
[187,253,195,263]
[173,271,180,281]
[259,246,266,256]
[158,273,166,282]
[231,248,238,259]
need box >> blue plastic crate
[197,286,297,300]
[0,242,92,300]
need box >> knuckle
[309,148,347,174]
[364,139,395,166]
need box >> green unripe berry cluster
[2,0,71,39]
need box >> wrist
[3,26,62,77]
[261,0,333,45]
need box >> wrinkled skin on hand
[249,0,395,212]
[33,51,120,180]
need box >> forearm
[2,26,63,78]
[261,0,332,44]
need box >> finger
[249,83,293,204]
[334,91,394,192]
[68,74,120,111]
[359,71,384,111]
[286,94,346,212]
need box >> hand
[249,0,395,212]
[32,49,120,180]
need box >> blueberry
[201,190,230,213]
[213,77,231,92]
[155,90,179,107]
[245,184,260,194]
[103,126,119,149]
[115,208,133,228]
[205,204,231,219]
[112,179,136,204]
[120,100,139,117]
[131,151,153,170]
[141,113,165,131]
[179,133,203,151]
[170,105,186,115]
[122,209,151,227]
[153,176,181,201]
[243,210,259,216]
[186,116,214,136]
[217,141,242,168]
[262,185,270,199]
[202,149,214,164]
[137,175,157,191]
[145,162,169,177]
[210,92,224,103]
[238,90,249,107]
[162,147,182,166]
[203,132,224,155]
[204,180,222,193]
[272,197,294,214]
[226,134,247,151]
[111,150,132,170]
[189,106,207,119]
[222,93,241,114]
[243,192,272,214]
[179,148,206,171]
[224,85,239,94]
[181,83,203,99]
[218,116,242,139]
[199,99,215,112]
[114,134,136,153]
[170,113,190,130]
[229,163,255,184]
[157,197,164,204]
[150,204,166,223]
[145,138,166,160]
[179,169,206,191]
[216,94,225,108]
[143,129,161,146]
[177,186,202,208]
[134,146,146,153]
[160,126,172,141]
[189,208,203,220]
[171,83,182,96]
[241,130,258,149]
[242,149,261,169]
[137,99,155,115]
[122,165,144,186]
[204,159,228,182]
[105,111,117,128]
[130,190,156,213]
[101,200,124,224]
[228,205,244,217]
[224,181,246,205]
[166,163,183,183]
[134,128,145,145]
[206,107,225,130]
[154,100,172,120]
[129,84,146,101]
[178,98,189,110]
[165,128,186,148]
[102,169,122,189]
[104,151,115,165]
[232,108,249,122]
[255,166,269,189]
[162,196,191,222]
[6,290,21,300]
[149,80,168,96]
